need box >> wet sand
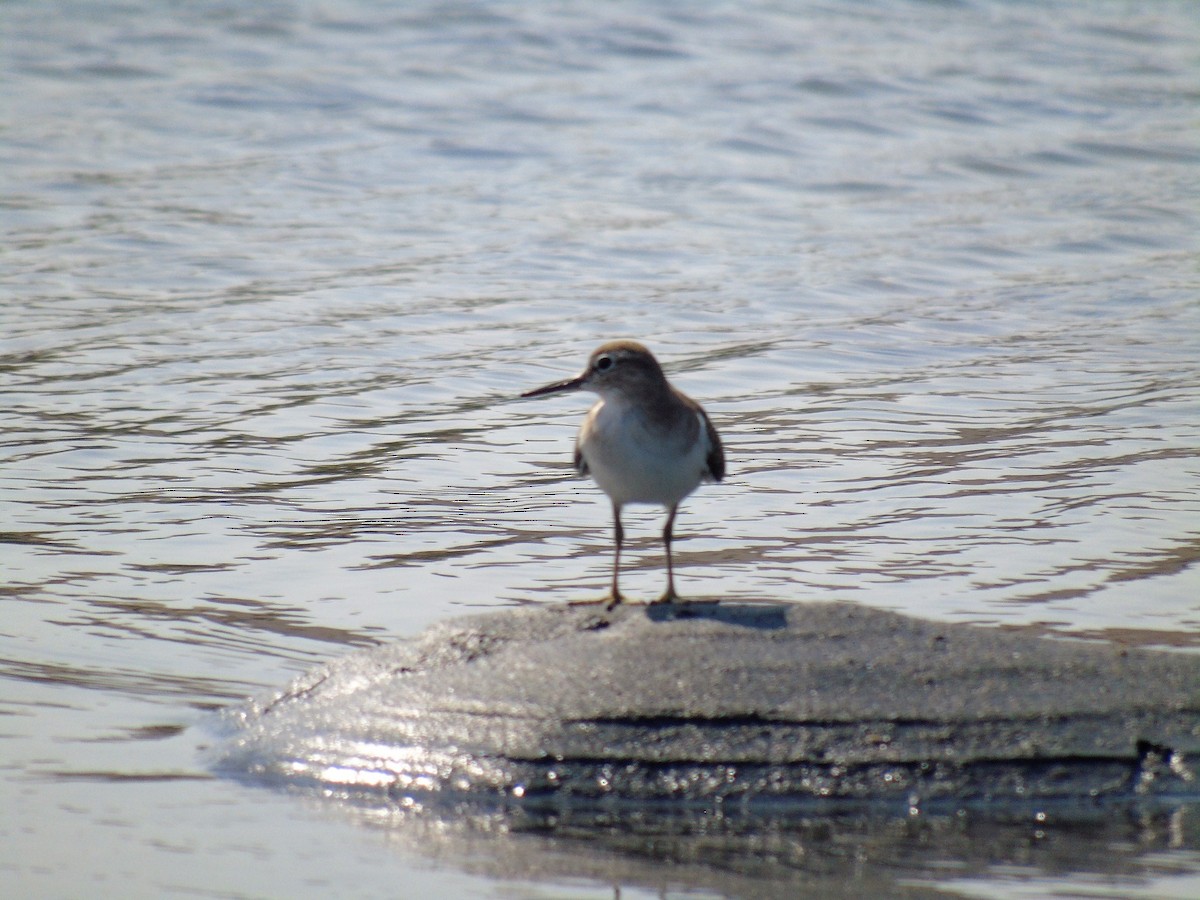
[218,601,1200,807]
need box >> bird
[521,340,725,606]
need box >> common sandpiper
[521,340,725,606]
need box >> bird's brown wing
[573,434,589,476]
[699,408,725,482]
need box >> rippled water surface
[3,0,1199,896]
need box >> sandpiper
[521,340,725,606]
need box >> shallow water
[3,0,1199,896]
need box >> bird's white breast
[578,396,708,508]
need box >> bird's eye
[595,355,614,371]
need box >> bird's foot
[652,590,682,606]
[604,590,625,612]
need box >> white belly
[578,398,707,508]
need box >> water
[3,0,1199,896]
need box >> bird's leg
[655,505,680,604]
[606,504,625,610]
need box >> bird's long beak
[520,374,586,398]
